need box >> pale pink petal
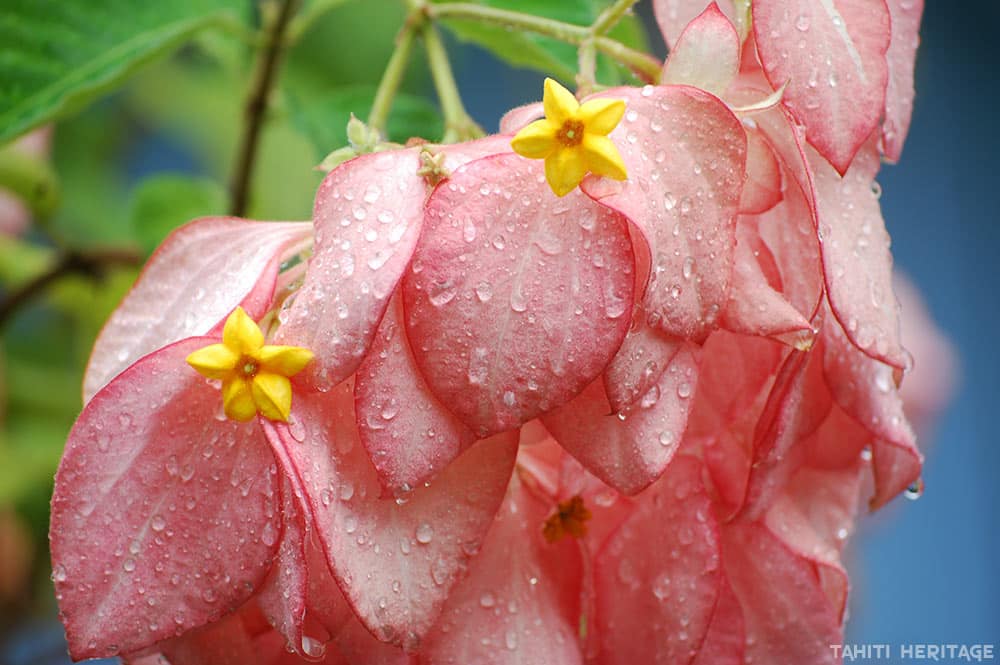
[274,141,509,392]
[264,382,518,651]
[810,141,907,368]
[740,343,831,519]
[766,463,863,621]
[603,313,686,413]
[722,221,813,343]
[752,0,891,174]
[50,338,280,660]
[593,456,721,664]
[422,473,585,665]
[722,521,841,665]
[582,85,746,343]
[499,102,544,134]
[882,0,923,162]
[403,153,635,437]
[355,294,475,494]
[331,618,414,664]
[690,573,744,665]
[751,172,825,321]
[822,312,920,509]
[661,4,741,97]
[543,342,698,495]
[689,331,783,514]
[653,0,738,48]
[85,218,310,402]
[0,191,30,236]
[160,611,259,665]
[739,127,782,215]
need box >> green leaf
[434,0,649,84]
[0,0,248,146]
[288,85,444,160]
[129,174,227,255]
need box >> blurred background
[0,1,995,662]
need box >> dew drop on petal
[415,523,434,544]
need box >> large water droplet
[415,523,434,544]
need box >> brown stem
[0,248,143,328]
[229,0,299,216]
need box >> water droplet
[475,281,493,303]
[51,564,67,583]
[682,256,695,280]
[415,523,434,544]
[428,280,457,307]
[676,382,692,399]
[510,283,528,312]
[201,588,217,603]
[261,521,279,547]
[795,14,810,31]
[503,390,516,407]
[123,558,136,573]
[505,629,518,651]
[151,515,166,532]
[480,591,496,608]
[658,430,674,447]
[904,478,924,500]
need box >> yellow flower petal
[578,98,626,136]
[581,134,628,181]
[542,78,579,125]
[222,379,257,422]
[251,372,293,422]
[257,345,314,377]
[222,306,264,355]
[511,119,559,159]
[544,148,588,197]
[186,343,239,379]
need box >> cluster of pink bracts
[50,1,931,664]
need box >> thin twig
[0,248,144,328]
[229,0,300,217]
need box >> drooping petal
[721,520,842,665]
[403,153,635,437]
[653,0,740,48]
[882,0,924,161]
[578,97,627,136]
[581,85,746,342]
[592,456,722,664]
[661,3,741,97]
[722,221,813,344]
[510,119,558,158]
[738,127,782,215]
[543,343,699,495]
[810,140,908,369]
[355,294,475,494]
[50,338,280,660]
[84,219,311,402]
[421,473,585,665]
[273,138,510,392]
[263,382,518,651]
[740,341,832,519]
[765,463,864,622]
[690,573,745,665]
[822,311,920,509]
[752,0,891,174]
[603,312,686,413]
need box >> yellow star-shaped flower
[186,307,314,422]
[511,78,628,197]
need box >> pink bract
[49,3,942,664]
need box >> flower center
[556,120,585,147]
[241,359,258,377]
[543,495,591,542]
